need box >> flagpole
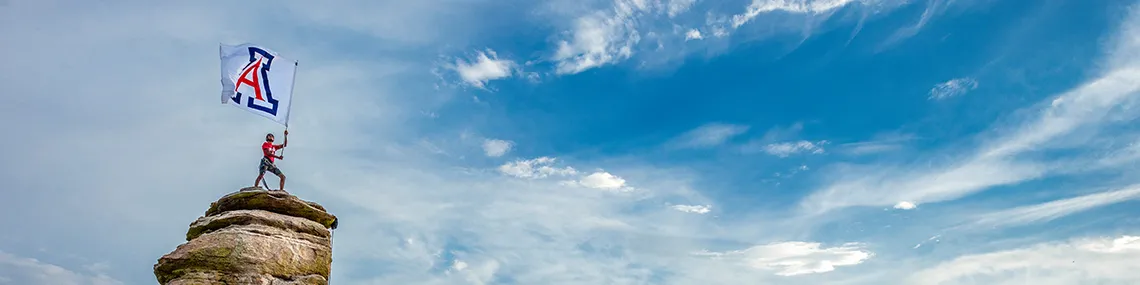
[281,60,298,158]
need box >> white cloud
[973,185,1140,228]
[696,241,872,276]
[672,204,711,214]
[0,251,123,285]
[551,0,648,74]
[893,201,917,210]
[749,140,828,157]
[838,133,916,156]
[451,49,517,88]
[452,259,468,271]
[909,235,1140,285]
[498,157,579,179]
[711,26,730,38]
[573,171,630,190]
[667,0,698,17]
[929,77,979,100]
[842,142,902,155]
[913,235,943,249]
[730,0,860,28]
[685,28,703,40]
[482,139,514,157]
[670,123,749,148]
[877,0,953,50]
[546,0,917,74]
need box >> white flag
[220,43,297,126]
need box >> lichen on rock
[154,188,338,285]
[204,188,338,229]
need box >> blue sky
[5,0,1140,284]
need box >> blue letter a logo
[231,47,278,116]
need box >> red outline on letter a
[235,57,265,101]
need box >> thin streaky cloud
[672,204,711,214]
[744,140,828,157]
[837,133,918,156]
[669,123,750,149]
[929,77,979,100]
[972,185,1140,228]
[908,235,1140,285]
[694,241,873,277]
[730,0,860,28]
[878,0,951,51]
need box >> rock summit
[154,188,338,285]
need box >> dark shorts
[259,157,283,176]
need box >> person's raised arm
[277,129,289,148]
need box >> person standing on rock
[255,130,288,191]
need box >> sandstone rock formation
[154,188,338,285]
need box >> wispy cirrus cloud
[668,122,750,149]
[877,0,955,50]
[729,0,860,28]
[545,0,920,75]
[550,0,653,74]
[837,132,917,156]
[667,0,697,17]
[671,204,711,214]
[929,77,979,100]
[731,123,830,157]
[696,241,873,276]
[745,140,829,157]
[909,235,1140,285]
[972,185,1140,228]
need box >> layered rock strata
[154,188,338,285]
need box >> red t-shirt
[262,141,278,162]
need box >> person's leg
[278,173,286,191]
[254,173,264,188]
[256,158,270,189]
[268,163,286,191]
